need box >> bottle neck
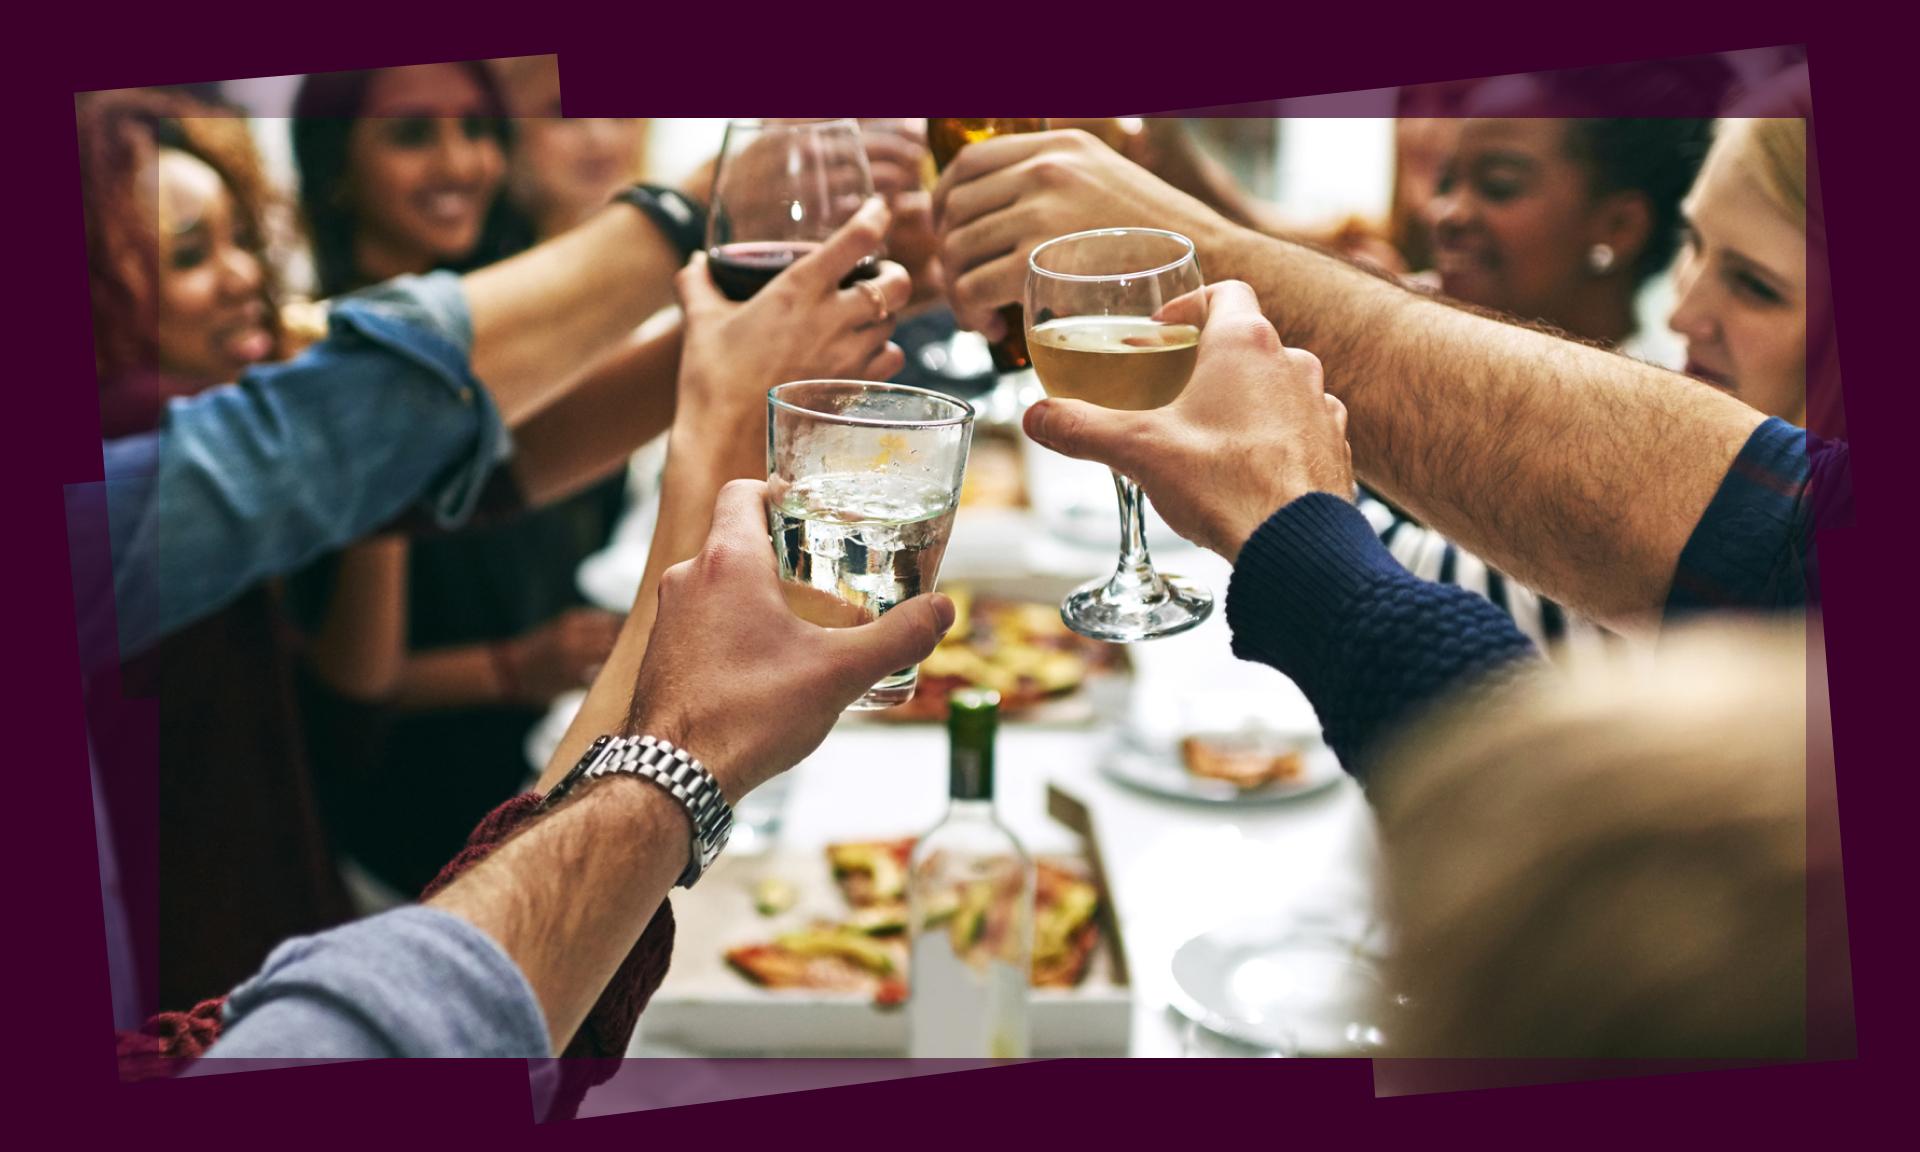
[949,743,994,802]
[943,797,998,822]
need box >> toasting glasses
[1025,228,1212,642]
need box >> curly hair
[1524,59,1734,287]
[77,88,283,382]
[1563,119,1718,286]
[291,64,529,296]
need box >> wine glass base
[1061,574,1213,643]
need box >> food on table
[752,876,797,916]
[894,587,1125,721]
[727,926,909,1002]
[828,838,914,906]
[1180,732,1307,790]
[724,843,1104,1003]
[1032,862,1103,988]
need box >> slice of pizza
[1032,861,1102,988]
[725,925,909,1005]
[1181,734,1306,790]
[826,838,915,907]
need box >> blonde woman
[1670,117,1809,425]
[1360,117,1812,649]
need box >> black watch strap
[612,184,707,265]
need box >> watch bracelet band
[611,184,707,265]
[543,733,733,888]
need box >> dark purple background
[14,3,1905,1141]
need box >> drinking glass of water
[767,380,974,710]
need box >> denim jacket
[96,272,507,661]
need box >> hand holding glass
[767,381,974,709]
[1026,228,1211,642]
[708,119,879,300]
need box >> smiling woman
[285,62,632,905]
[291,63,526,296]
[80,90,286,431]
[78,89,350,1010]
[1669,118,1809,425]
[1427,115,1714,349]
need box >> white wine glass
[1025,228,1210,642]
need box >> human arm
[301,538,409,698]
[96,195,690,660]
[508,312,683,508]
[434,480,954,1048]
[936,131,1773,630]
[204,481,953,1059]
[1023,280,1538,771]
[200,906,551,1059]
[394,609,624,711]
[462,198,681,424]
[101,276,508,661]
[537,198,911,788]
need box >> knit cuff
[1226,493,1409,679]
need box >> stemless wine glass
[767,381,974,709]
[707,118,877,300]
[1026,228,1211,642]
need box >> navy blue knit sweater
[1225,493,1540,780]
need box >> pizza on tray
[889,587,1127,722]
[1180,733,1307,790]
[724,840,1104,1003]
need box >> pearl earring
[1588,243,1616,274]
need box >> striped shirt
[1357,492,1611,656]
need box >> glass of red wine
[707,119,880,300]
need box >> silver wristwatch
[539,734,734,888]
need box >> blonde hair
[1375,619,1808,1058]
[1720,117,1807,229]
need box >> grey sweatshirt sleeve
[200,906,550,1060]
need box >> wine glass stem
[1107,470,1169,602]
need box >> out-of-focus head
[1388,117,1461,272]
[1377,620,1810,1058]
[79,89,281,408]
[1427,114,1713,338]
[292,62,513,294]
[1669,118,1808,423]
[491,55,645,239]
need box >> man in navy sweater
[1022,278,1827,776]
[937,129,1839,638]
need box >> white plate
[1098,734,1345,805]
[1169,920,1387,1055]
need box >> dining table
[531,412,1384,1058]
